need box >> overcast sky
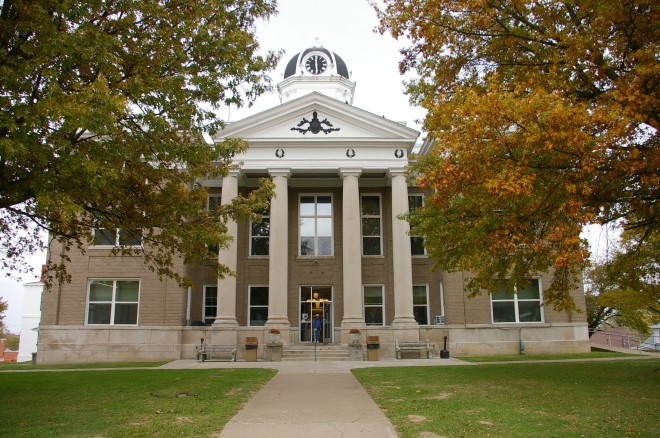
[0,0,425,334]
[229,0,425,128]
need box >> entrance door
[299,286,333,343]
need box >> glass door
[322,301,332,343]
[299,286,333,343]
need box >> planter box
[267,343,282,361]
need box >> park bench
[196,338,236,362]
[395,339,431,359]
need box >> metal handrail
[590,328,640,350]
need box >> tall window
[86,280,139,325]
[361,195,382,256]
[363,285,384,326]
[203,285,217,325]
[250,211,270,256]
[413,285,429,325]
[491,279,543,323]
[408,194,425,255]
[207,195,221,254]
[249,286,269,326]
[207,194,220,211]
[93,229,142,246]
[299,195,333,256]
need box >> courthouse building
[37,43,590,363]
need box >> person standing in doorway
[312,314,322,343]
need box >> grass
[353,359,660,438]
[458,351,640,362]
[0,368,276,437]
[0,361,169,370]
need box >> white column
[389,169,418,328]
[340,169,365,327]
[214,171,239,328]
[266,169,290,327]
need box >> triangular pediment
[213,92,419,148]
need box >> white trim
[360,194,383,256]
[90,228,142,248]
[363,284,385,326]
[202,284,217,325]
[408,193,427,256]
[213,92,419,146]
[490,277,545,324]
[249,211,270,257]
[412,284,430,325]
[85,279,140,326]
[302,51,330,75]
[298,193,334,257]
[439,281,445,317]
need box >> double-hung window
[250,211,270,256]
[207,195,221,254]
[207,194,220,211]
[363,285,384,326]
[491,279,543,323]
[437,281,446,324]
[86,279,139,325]
[413,285,429,325]
[361,195,382,256]
[299,195,333,256]
[248,286,269,326]
[203,285,217,325]
[93,229,142,246]
[408,194,426,256]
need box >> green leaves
[379,0,658,310]
[1,0,280,285]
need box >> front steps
[281,344,352,361]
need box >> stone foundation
[36,323,590,364]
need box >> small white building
[641,324,660,351]
[17,281,43,362]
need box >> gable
[213,92,419,148]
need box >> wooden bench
[395,339,431,359]
[196,338,236,362]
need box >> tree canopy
[375,0,659,311]
[0,297,6,334]
[586,228,659,334]
[1,0,279,285]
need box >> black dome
[283,46,350,79]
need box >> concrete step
[281,344,352,361]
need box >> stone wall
[36,323,590,364]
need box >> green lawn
[0,368,276,437]
[353,359,660,438]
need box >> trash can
[245,336,258,362]
[367,336,380,361]
[31,352,37,365]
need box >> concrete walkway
[218,372,395,438]
[158,352,660,437]
[160,358,469,437]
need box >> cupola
[277,38,356,104]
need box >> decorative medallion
[346,148,355,158]
[291,111,340,135]
[275,148,285,158]
[394,149,404,158]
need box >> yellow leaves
[484,165,535,197]
[386,0,658,308]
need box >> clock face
[305,55,327,75]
